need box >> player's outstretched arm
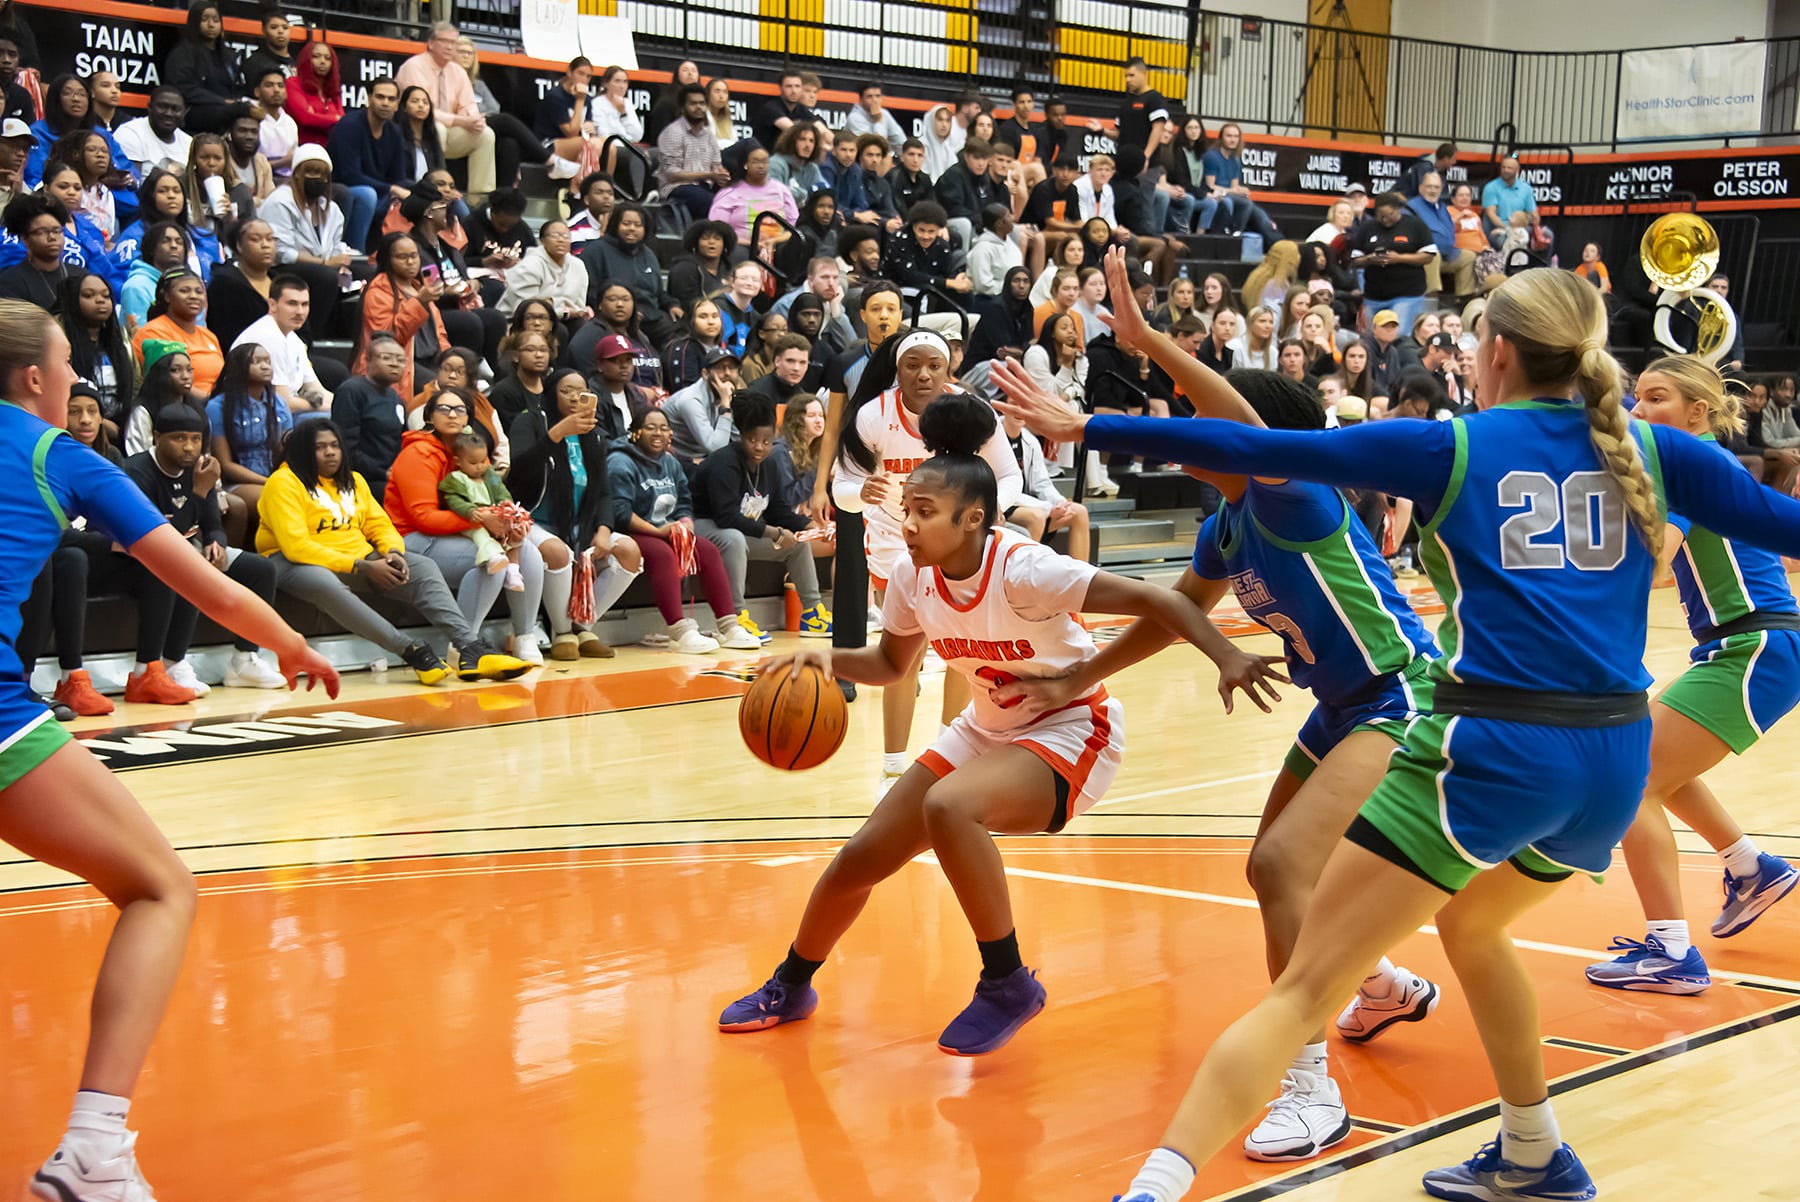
[1656,423,1800,559]
[993,359,1457,507]
[1096,246,1263,432]
[1083,571,1287,714]
[126,524,339,696]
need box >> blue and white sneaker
[717,974,819,1032]
[1584,935,1710,995]
[1422,1138,1597,1201]
[1712,852,1799,938]
[937,966,1046,1055]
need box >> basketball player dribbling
[718,393,1284,1056]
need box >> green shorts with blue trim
[1657,628,1800,756]
[1351,709,1652,893]
[1282,656,1438,782]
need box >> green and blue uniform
[0,403,164,785]
[1087,400,1800,892]
[1192,478,1438,780]
[1657,433,1800,753]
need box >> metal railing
[1188,15,1800,150]
[441,0,1800,151]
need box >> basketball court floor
[1,581,1794,1200]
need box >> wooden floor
[1,582,1794,1200]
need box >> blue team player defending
[1587,356,1800,995]
[994,266,1800,1202]
[0,300,339,1202]
[999,249,1441,1164]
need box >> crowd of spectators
[1,7,1759,716]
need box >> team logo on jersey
[883,456,926,474]
[1229,569,1272,608]
[929,637,1036,663]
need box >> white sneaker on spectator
[548,155,580,179]
[667,618,720,654]
[165,659,211,696]
[223,651,285,689]
[507,635,545,666]
[714,616,763,651]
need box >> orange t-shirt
[133,316,225,395]
[1032,302,1085,342]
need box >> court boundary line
[1207,999,1800,1202]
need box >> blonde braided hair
[1642,354,1745,439]
[1485,270,1663,557]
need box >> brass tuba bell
[1642,212,1736,366]
[1640,212,1721,292]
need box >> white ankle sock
[1291,1040,1328,1075]
[1499,1097,1560,1169]
[1123,1147,1196,1202]
[1360,956,1398,998]
[1646,919,1690,958]
[881,752,908,775]
[68,1090,129,1140]
[1720,835,1763,880]
[133,661,156,675]
[940,721,954,736]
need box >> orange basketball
[739,663,848,771]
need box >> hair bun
[917,392,996,458]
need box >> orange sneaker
[52,670,113,716]
[124,661,197,706]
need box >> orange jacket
[356,273,450,401]
[382,429,476,537]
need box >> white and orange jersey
[882,528,1103,736]
[831,387,1025,585]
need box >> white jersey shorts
[916,688,1125,832]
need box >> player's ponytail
[1485,270,1662,558]
[915,392,999,528]
[1643,354,1744,439]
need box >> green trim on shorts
[0,714,70,791]
[1283,741,1320,782]
[1357,711,1485,892]
[1512,842,1601,885]
[1656,631,1767,755]
[1358,711,1606,891]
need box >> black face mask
[300,176,328,201]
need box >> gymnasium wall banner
[26,1,1800,214]
[1616,44,1766,143]
[1111,139,1799,212]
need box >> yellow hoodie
[256,464,405,574]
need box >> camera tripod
[1288,0,1382,133]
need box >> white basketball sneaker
[1336,965,1439,1043]
[1243,1067,1352,1161]
[32,1131,157,1201]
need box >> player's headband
[893,330,950,362]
